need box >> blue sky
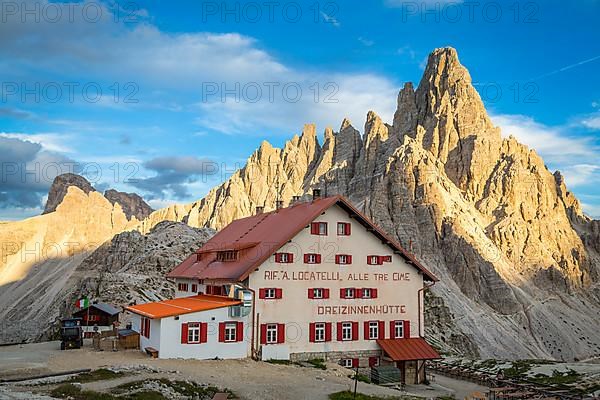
[1,0,599,219]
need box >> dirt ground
[0,341,463,400]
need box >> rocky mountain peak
[104,189,154,221]
[43,173,96,214]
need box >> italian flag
[75,297,89,309]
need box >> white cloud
[358,37,375,47]
[581,114,600,130]
[320,11,340,27]
[0,132,73,153]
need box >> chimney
[255,205,264,215]
[275,200,283,209]
[312,188,321,200]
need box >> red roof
[377,338,442,361]
[125,295,241,319]
[167,195,437,282]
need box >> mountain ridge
[1,47,599,359]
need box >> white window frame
[280,253,290,263]
[344,288,354,299]
[313,288,324,299]
[178,282,188,292]
[318,222,327,235]
[341,359,353,368]
[266,324,278,344]
[394,320,404,339]
[307,254,318,264]
[225,322,237,342]
[264,288,276,299]
[369,321,379,340]
[362,288,372,299]
[188,323,200,343]
[314,322,326,342]
[341,322,352,341]
[337,222,348,235]
[338,254,349,265]
[368,256,379,265]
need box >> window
[206,285,223,295]
[265,288,276,299]
[216,250,238,262]
[266,324,278,344]
[341,288,355,299]
[313,288,323,299]
[341,322,352,341]
[141,317,150,338]
[224,322,237,342]
[341,359,353,368]
[394,320,404,339]
[304,253,321,264]
[275,252,293,263]
[178,283,189,291]
[362,288,372,299]
[308,288,329,299]
[336,254,352,265]
[337,222,351,236]
[368,321,379,340]
[367,255,382,265]
[314,323,326,342]
[310,222,328,235]
[188,323,201,343]
[191,284,198,293]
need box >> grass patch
[69,368,124,383]
[347,374,371,384]
[328,391,408,400]
[50,384,118,400]
[307,358,327,370]
[529,369,580,386]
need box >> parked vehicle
[60,318,83,350]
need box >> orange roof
[167,195,438,283]
[125,295,241,319]
[377,338,442,361]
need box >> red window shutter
[288,253,294,263]
[218,322,226,342]
[403,320,410,338]
[277,324,285,344]
[325,322,332,342]
[181,323,188,344]
[310,222,319,234]
[354,288,361,299]
[364,321,370,340]
[303,254,309,263]
[371,288,378,298]
[323,288,330,299]
[352,322,358,341]
[352,358,359,368]
[308,288,314,299]
[335,254,340,264]
[337,322,343,341]
[191,284,197,293]
[145,319,150,339]
[200,322,208,343]
[275,288,283,299]
[369,357,378,367]
[384,255,392,262]
[309,323,316,343]
[206,285,212,295]
[260,324,267,344]
[274,253,282,262]
[389,321,395,339]
[378,321,385,339]
[347,255,352,264]
[316,254,322,263]
[340,288,346,299]
[377,256,384,265]
[259,288,266,299]
[236,322,244,342]
[345,223,351,235]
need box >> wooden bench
[212,394,229,400]
[144,347,159,358]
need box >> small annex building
[73,302,120,338]
[127,192,441,384]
